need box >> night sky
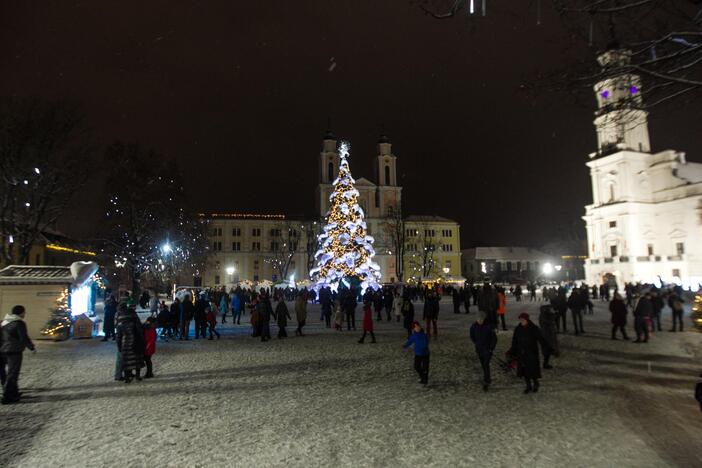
[1,1,700,248]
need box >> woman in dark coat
[538,305,560,369]
[116,307,145,383]
[102,294,118,341]
[508,312,551,394]
[401,297,415,338]
[609,293,629,340]
[273,298,291,338]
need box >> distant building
[202,131,462,287]
[461,247,560,283]
[1,229,97,269]
[583,50,702,288]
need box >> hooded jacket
[1,314,35,354]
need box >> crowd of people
[0,279,697,404]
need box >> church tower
[373,133,402,217]
[315,129,339,217]
[592,49,650,156]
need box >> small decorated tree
[310,141,381,292]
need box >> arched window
[327,161,334,181]
[384,165,391,185]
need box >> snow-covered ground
[2,298,702,467]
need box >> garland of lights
[310,141,381,293]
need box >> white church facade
[583,50,702,289]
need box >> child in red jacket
[207,302,220,340]
[358,300,376,344]
[143,317,157,378]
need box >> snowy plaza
[2,298,701,468]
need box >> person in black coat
[193,294,208,339]
[469,311,497,391]
[567,288,586,335]
[538,305,560,369]
[272,298,291,338]
[180,296,194,340]
[423,291,440,339]
[508,312,552,394]
[342,289,357,331]
[383,289,394,321]
[116,307,145,383]
[401,297,415,338]
[478,283,498,329]
[551,289,568,333]
[633,292,653,343]
[102,295,118,341]
[257,293,273,342]
[452,288,462,314]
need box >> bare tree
[264,222,303,281]
[301,219,322,277]
[0,99,93,265]
[383,205,406,282]
[405,222,444,280]
[100,142,209,296]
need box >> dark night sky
[1,1,700,247]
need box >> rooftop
[0,265,73,285]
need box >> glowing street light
[161,242,172,254]
[542,263,553,275]
[225,266,235,275]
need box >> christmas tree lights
[310,141,381,293]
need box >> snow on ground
[2,298,702,467]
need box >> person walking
[463,286,471,314]
[508,312,551,394]
[294,293,307,336]
[567,288,586,335]
[169,297,181,339]
[538,305,559,369]
[358,300,377,343]
[343,289,357,331]
[423,290,439,340]
[633,291,653,343]
[273,297,291,339]
[220,293,229,324]
[478,282,498,330]
[1,305,36,404]
[180,295,194,340]
[452,288,462,314]
[102,294,118,341]
[401,296,415,338]
[470,311,497,391]
[668,292,685,332]
[258,293,272,342]
[609,293,629,340]
[193,294,208,339]
[496,287,507,331]
[116,307,145,383]
[143,317,157,378]
[649,289,664,332]
[373,291,384,321]
[403,321,430,385]
[206,303,220,340]
[384,289,394,321]
[551,289,568,333]
[333,299,344,331]
[231,292,242,325]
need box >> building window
[328,161,334,181]
[213,241,222,251]
[252,228,261,237]
[610,245,618,258]
[441,229,452,237]
[253,260,259,270]
[232,227,241,236]
[672,268,680,278]
[232,242,241,251]
[675,242,685,255]
[647,244,654,256]
[507,262,512,272]
[212,227,222,236]
[270,241,279,251]
[441,244,453,252]
[406,229,416,237]
[517,261,522,271]
[424,229,435,237]
[252,242,261,251]
[609,221,617,228]
[270,228,281,237]
[526,261,531,271]
[608,184,616,202]
[214,275,220,285]
[384,165,390,185]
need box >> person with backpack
[470,311,497,391]
[403,321,429,385]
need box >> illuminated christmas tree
[310,141,381,292]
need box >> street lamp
[225,266,235,276]
[542,262,553,275]
[161,242,172,254]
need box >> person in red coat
[358,300,376,344]
[143,317,157,378]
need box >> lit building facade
[201,132,462,287]
[583,50,702,288]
